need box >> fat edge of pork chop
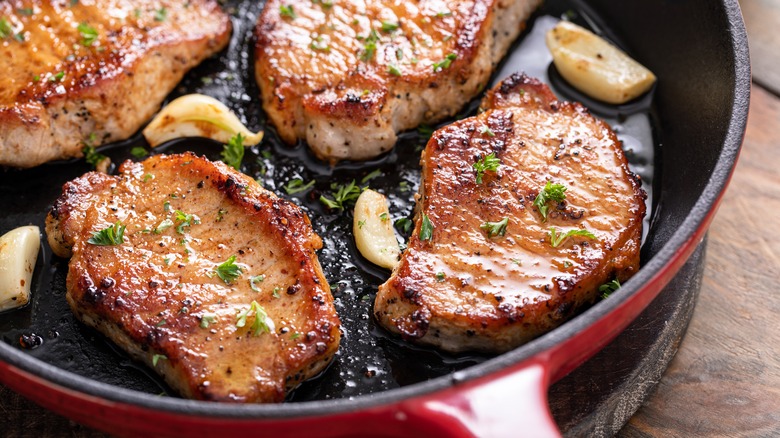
[0,1,231,168]
[255,0,542,162]
[46,153,341,402]
[375,73,647,353]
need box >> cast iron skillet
[0,0,749,436]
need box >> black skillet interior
[0,0,747,408]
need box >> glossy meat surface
[254,0,541,162]
[375,74,646,353]
[0,0,231,168]
[46,153,341,402]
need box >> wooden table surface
[2,1,778,436]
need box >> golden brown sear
[0,1,231,168]
[375,74,646,353]
[254,0,542,162]
[46,153,341,403]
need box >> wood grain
[741,0,780,94]
[620,84,780,437]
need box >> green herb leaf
[380,21,399,32]
[200,313,216,328]
[50,71,65,82]
[174,210,199,234]
[379,212,389,222]
[387,64,402,76]
[359,29,379,62]
[249,275,265,292]
[309,35,330,52]
[599,279,621,299]
[153,218,173,234]
[0,18,13,39]
[472,153,500,184]
[77,22,98,46]
[361,169,382,184]
[319,180,361,210]
[130,146,148,158]
[82,144,107,169]
[420,213,433,241]
[533,181,567,222]
[480,217,509,238]
[291,332,301,340]
[357,219,366,229]
[394,217,413,235]
[479,125,495,137]
[284,178,315,195]
[549,227,597,248]
[435,272,445,282]
[236,301,274,336]
[154,7,167,22]
[432,53,457,72]
[152,354,167,366]
[87,221,126,246]
[221,133,245,170]
[215,255,242,285]
[279,4,296,19]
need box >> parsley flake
[82,144,107,169]
[0,18,12,39]
[200,313,216,328]
[130,146,148,158]
[153,218,173,234]
[360,29,380,62]
[77,22,98,47]
[309,35,330,52]
[379,212,389,222]
[236,301,275,336]
[361,169,382,184]
[472,153,500,184]
[420,214,433,241]
[387,64,402,76]
[87,221,126,246]
[221,132,245,170]
[480,217,509,238]
[154,7,167,22]
[50,71,65,82]
[320,180,361,210]
[249,275,265,292]
[432,53,457,72]
[152,354,167,366]
[533,181,567,222]
[435,272,445,282]
[174,210,200,234]
[479,125,495,137]
[284,178,315,195]
[599,279,621,299]
[380,21,399,32]
[394,217,413,235]
[549,227,597,248]
[279,4,296,19]
[215,255,242,285]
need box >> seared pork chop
[254,0,542,162]
[375,74,646,353]
[46,153,340,403]
[0,1,231,168]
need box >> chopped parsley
[279,4,296,19]
[394,217,413,235]
[387,64,402,76]
[480,217,509,238]
[284,178,315,195]
[0,18,12,39]
[380,21,399,32]
[174,210,200,234]
[479,125,495,137]
[599,279,621,299]
[163,201,170,212]
[249,275,265,292]
[82,143,107,169]
[533,181,567,222]
[435,272,445,282]
[357,220,366,229]
[50,71,65,82]
[236,301,274,336]
[549,227,597,248]
[379,212,389,222]
[472,153,500,184]
[152,354,167,366]
[200,313,216,328]
[87,221,126,246]
[320,180,361,210]
[361,168,382,184]
[309,35,330,52]
[17,8,34,16]
[435,10,452,18]
[77,22,98,47]
[221,132,244,170]
[291,332,301,340]
[216,208,227,222]
[130,146,148,158]
[432,53,457,72]
[154,7,167,22]
[359,29,380,62]
[272,287,281,298]
[215,255,242,285]
[153,218,173,234]
[419,214,433,241]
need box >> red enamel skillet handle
[398,360,560,438]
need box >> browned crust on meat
[46,153,340,402]
[0,1,232,168]
[375,73,646,353]
[254,0,542,161]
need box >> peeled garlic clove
[546,21,656,104]
[0,226,40,311]
[353,190,400,270]
[142,94,264,147]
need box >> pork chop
[375,73,646,353]
[254,0,542,162]
[0,1,231,168]
[46,153,341,403]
